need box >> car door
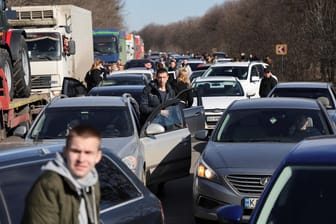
[140,98,191,186]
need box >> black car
[0,143,164,224]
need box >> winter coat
[175,81,193,108]
[259,76,277,97]
[23,154,100,224]
[85,68,105,91]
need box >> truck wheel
[13,36,31,98]
[0,49,14,99]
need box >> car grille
[226,174,271,195]
[32,75,52,88]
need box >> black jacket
[259,76,277,97]
[175,81,193,108]
[85,68,105,91]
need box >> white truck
[8,5,93,97]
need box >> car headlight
[196,159,219,182]
[122,156,138,172]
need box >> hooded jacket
[23,153,100,224]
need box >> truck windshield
[94,35,119,55]
[26,32,61,61]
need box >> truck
[8,4,94,98]
[93,28,126,65]
[126,33,144,61]
[0,1,50,140]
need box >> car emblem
[260,177,270,186]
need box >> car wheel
[0,48,14,99]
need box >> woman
[175,68,193,108]
[85,59,107,91]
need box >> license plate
[206,116,221,122]
[243,197,259,209]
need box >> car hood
[202,141,297,170]
[197,96,245,110]
[25,136,141,159]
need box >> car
[201,61,270,98]
[124,59,156,72]
[192,76,254,130]
[99,73,149,86]
[107,69,154,81]
[88,85,145,105]
[267,81,336,123]
[19,94,194,189]
[216,135,336,224]
[0,142,164,224]
[192,97,336,222]
[190,70,206,83]
[177,58,206,71]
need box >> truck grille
[31,75,51,89]
[16,10,54,20]
[226,174,271,195]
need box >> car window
[97,155,141,210]
[30,106,134,139]
[0,162,44,224]
[151,104,184,133]
[204,66,248,80]
[270,88,335,109]
[215,109,330,143]
[193,80,244,97]
[257,166,336,223]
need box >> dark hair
[264,67,271,73]
[156,68,168,76]
[65,124,101,149]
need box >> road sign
[275,44,287,55]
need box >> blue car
[217,135,336,223]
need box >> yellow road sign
[275,44,287,55]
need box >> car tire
[13,36,31,98]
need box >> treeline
[138,0,336,82]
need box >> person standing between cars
[181,59,192,77]
[175,68,193,108]
[85,59,107,91]
[140,68,175,121]
[259,67,278,97]
[23,124,102,224]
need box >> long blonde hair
[177,68,190,87]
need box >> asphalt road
[157,140,218,224]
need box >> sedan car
[267,82,336,123]
[193,97,336,222]
[19,95,193,189]
[192,76,254,130]
[0,143,164,224]
[217,135,336,224]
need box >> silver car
[193,97,336,222]
[23,94,193,188]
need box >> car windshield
[203,66,248,80]
[269,88,335,109]
[30,106,134,139]
[258,166,336,223]
[193,80,244,97]
[214,108,330,143]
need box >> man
[23,124,102,224]
[259,67,278,97]
[140,68,175,121]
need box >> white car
[192,76,254,130]
[202,61,271,98]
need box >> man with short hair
[23,124,102,224]
[259,68,278,97]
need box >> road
[157,140,217,224]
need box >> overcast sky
[124,0,227,32]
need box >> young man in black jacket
[259,68,278,97]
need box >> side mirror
[68,40,76,55]
[13,125,27,138]
[251,76,259,82]
[146,123,165,135]
[246,89,256,98]
[216,205,243,224]
[194,129,209,141]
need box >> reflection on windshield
[193,80,244,97]
[205,66,248,80]
[94,36,118,55]
[26,32,61,61]
[215,109,330,143]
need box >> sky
[124,0,227,32]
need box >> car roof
[193,76,238,82]
[229,97,321,110]
[274,82,331,89]
[210,61,267,67]
[111,69,153,74]
[284,136,336,165]
[48,96,126,108]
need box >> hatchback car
[192,76,254,130]
[20,95,193,188]
[217,135,336,224]
[0,143,164,224]
[267,82,336,123]
[193,97,336,222]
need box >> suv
[20,94,193,187]
[201,61,269,97]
